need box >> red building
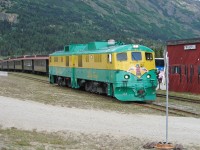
[167,38,200,94]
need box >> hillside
[0,0,200,56]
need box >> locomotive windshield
[145,53,153,60]
[117,53,127,61]
[132,52,141,61]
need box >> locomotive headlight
[147,74,151,79]
[124,74,130,79]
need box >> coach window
[15,61,19,65]
[145,53,153,60]
[132,52,142,61]
[117,53,127,61]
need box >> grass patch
[0,127,149,150]
[0,73,162,115]
[1,127,199,150]
[0,127,79,149]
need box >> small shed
[167,38,200,93]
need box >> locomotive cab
[112,45,157,101]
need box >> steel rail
[134,103,200,118]
[157,93,200,104]
[152,103,200,117]
[9,72,49,84]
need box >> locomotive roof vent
[108,39,115,45]
[133,44,139,48]
[64,45,69,52]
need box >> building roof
[167,38,200,46]
[0,55,49,62]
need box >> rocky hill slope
[0,0,200,56]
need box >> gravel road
[0,96,200,146]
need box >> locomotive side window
[94,54,102,62]
[132,52,142,61]
[54,57,58,62]
[78,55,82,67]
[107,54,112,64]
[85,55,89,62]
[117,53,127,61]
[66,56,69,66]
[145,53,153,60]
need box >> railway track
[135,103,200,118]
[7,73,200,117]
[155,93,200,117]
[152,103,200,117]
[9,72,49,84]
[157,93,200,104]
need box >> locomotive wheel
[57,77,62,86]
[112,85,115,97]
[85,82,92,92]
[66,79,72,87]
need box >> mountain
[0,0,200,56]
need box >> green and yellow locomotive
[49,40,158,102]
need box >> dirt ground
[0,96,200,149]
[0,73,200,149]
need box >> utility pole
[165,51,169,143]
